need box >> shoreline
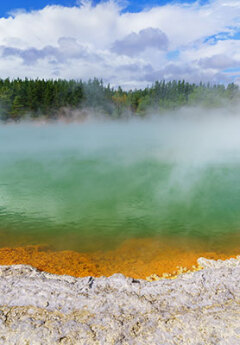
[0,237,239,280]
[1,256,240,344]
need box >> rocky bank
[0,257,240,344]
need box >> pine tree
[11,95,24,119]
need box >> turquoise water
[1,115,240,251]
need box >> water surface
[1,114,240,254]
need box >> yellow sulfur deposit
[0,237,238,280]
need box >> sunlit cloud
[0,0,239,87]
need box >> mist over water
[1,108,240,252]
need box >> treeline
[0,78,239,120]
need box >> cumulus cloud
[111,28,168,56]
[141,63,230,84]
[0,0,239,87]
[0,37,99,65]
[198,54,240,69]
[1,46,58,65]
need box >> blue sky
[0,0,238,87]
[0,0,209,16]
[0,0,77,17]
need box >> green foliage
[11,95,25,119]
[0,78,238,120]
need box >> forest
[0,78,239,120]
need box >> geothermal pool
[1,112,240,278]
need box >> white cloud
[0,0,239,88]
[198,54,239,69]
[111,28,169,56]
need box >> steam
[67,106,240,166]
[1,106,240,250]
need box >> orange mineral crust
[0,238,238,280]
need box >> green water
[1,117,240,251]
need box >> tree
[11,95,25,119]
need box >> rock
[0,260,240,344]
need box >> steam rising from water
[1,107,240,251]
